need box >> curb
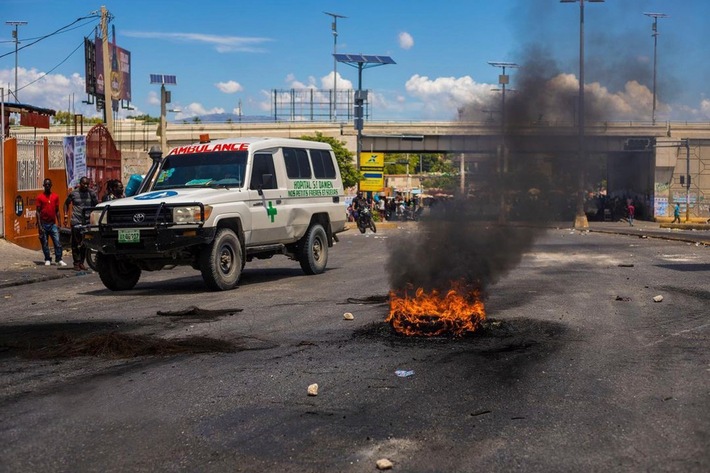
[0,269,91,290]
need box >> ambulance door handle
[252,202,263,207]
[275,199,282,204]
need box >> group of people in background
[347,193,422,223]
[35,177,124,271]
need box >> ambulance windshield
[153,151,248,190]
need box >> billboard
[85,36,132,103]
[359,152,385,192]
[64,136,87,188]
[359,171,384,192]
[359,152,384,168]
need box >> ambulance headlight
[172,205,212,223]
[89,209,107,225]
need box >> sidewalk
[0,239,85,289]
[585,219,710,245]
[1,220,707,289]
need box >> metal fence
[48,139,65,170]
[16,139,44,191]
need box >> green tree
[52,111,102,126]
[383,153,418,174]
[421,153,455,173]
[383,153,454,174]
[422,173,458,193]
[126,113,159,123]
[300,132,358,189]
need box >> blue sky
[2,0,709,122]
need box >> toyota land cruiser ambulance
[83,136,347,291]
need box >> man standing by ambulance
[64,176,98,271]
[36,178,67,266]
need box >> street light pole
[324,12,347,122]
[561,0,604,230]
[335,54,395,192]
[150,74,177,154]
[489,61,518,223]
[6,21,27,103]
[644,12,668,126]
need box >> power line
[15,37,85,93]
[0,14,100,60]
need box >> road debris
[307,383,319,396]
[343,312,354,320]
[376,458,394,470]
[157,306,242,318]
[20,332,237,359]
[395,370,415,378]
[653,295,664,302]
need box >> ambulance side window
[283,147,312,179]
[310,149,336,178]
[250,153,277,190]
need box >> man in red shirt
[36,178,67,266]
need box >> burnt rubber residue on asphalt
[353,317,570,356]
[0,321,240,359]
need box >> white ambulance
[83,136,347,291]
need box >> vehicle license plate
[118,229,140,243]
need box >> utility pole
[324,12,346,122]
[561,0,605,230]
[644,12,668,125]
[6,21,27,103]
[100,6,114,136]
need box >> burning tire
[97,253,141,291]
[200,228,243,291]
[298,223,328,275]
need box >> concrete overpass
[84,119,710,155]
[11,119,710,220]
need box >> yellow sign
[359,171,384,192]
[359,152,384,168]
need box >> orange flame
[387,282,486,337]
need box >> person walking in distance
[63,176,98,271]
[36,178,67,267]
[627,201,635,227]
[672,202,681,224]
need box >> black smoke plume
[387,48,582,298]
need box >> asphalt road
[1,224,708,472]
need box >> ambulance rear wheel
[299,223,328,275]
[200,228,243,291]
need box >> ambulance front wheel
[200,228,243,291]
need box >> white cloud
[0,67,103,118]
[216,81,243,94]
[700,99,710,118]
[173,102,224,120]
[405,74,495,119]
[321,72,353,91]
[399,32,414,50]
[122,31,273,53]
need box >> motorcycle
[356,206,377,234]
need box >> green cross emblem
[266,201,278,223]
